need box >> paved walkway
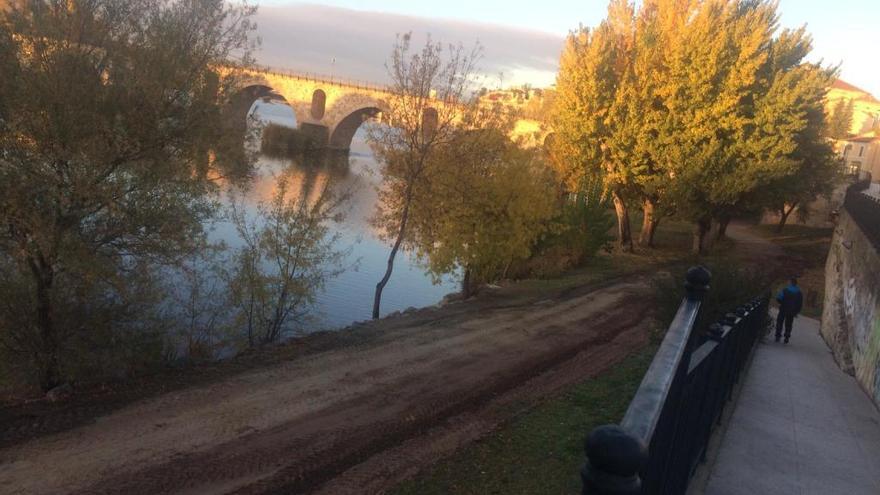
[703,315,880,495]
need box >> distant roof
[847,135,880,143]
[831,79,880,104]
[832,79,870,93]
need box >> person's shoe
[784,338,789,344]
[775,336,781,343]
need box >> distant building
[827,80,880,181]
[827,80,880,136]
[838,135,880,179]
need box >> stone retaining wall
[821,208,880,405]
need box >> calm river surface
[209,101,458,333]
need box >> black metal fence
[581,267,769,495]
[844,177,880,252]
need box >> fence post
[581,425,647,495]
[581,266,710,494]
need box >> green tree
[0,0,256,390]
[550,1,639,252]
[554,0,836,254]
[712,25,838,238]
[226,172,347,346]
[608,0,683,248]
[368,33,482,318]
[406,129,558,298]
[828,98,854,139]
[651,0,834,253]
[650,0,771,253]
[552,0,691,251]
[753,38,841,233]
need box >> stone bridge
[225,66,551,151]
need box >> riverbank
[1,265,667,494]
[0,249,678,450]
[0,213,697,444]
[0,222,806,494]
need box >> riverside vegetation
[0,1,607,395]
[0,0,843,402]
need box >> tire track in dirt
[0,278,657,494]
[304,312,654,495]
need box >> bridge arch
[329,107,382,150]
[225,82,298,134]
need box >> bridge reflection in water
[209,100,459,332]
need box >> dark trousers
[776,311,794,340]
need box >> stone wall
[821,208,880,405]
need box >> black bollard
[581,425,648,495]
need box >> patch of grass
[515,255,625,292]
[391,347,656,495]
[750,224,833,265]
[517,214,695,294]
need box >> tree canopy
[0,0,257,390]
[828,98,855,139]
[405,128,558,297]
[551,0,840,253]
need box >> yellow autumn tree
[406,128,558,298]
[550,0,638,252]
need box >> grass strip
[392,346,656,495]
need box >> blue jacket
[776,284,803,316]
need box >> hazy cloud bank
[253,3,563,88]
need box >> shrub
[519,179,614,278]
[653,258,773,331]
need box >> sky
[256,1,880,96]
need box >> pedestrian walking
[775,278,803,343]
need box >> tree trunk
[638,198,660,248]
[776,203,796,233]
[373,193,412,319]
[692,218,712,255]
[612,190,633,252]
[29,258,60,392]
[716,216,731,241]
[461,266,474,299]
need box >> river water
[209,101,458,333]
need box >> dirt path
[0,226,791,495]
[726,222,785,264]
[0,274,661,495]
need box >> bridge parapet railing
[252,64,390,93]
[581,267,770,495]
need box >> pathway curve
[702,315,880,495]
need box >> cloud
[253,3,563,88]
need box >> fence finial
[581,425,647,495]
[685,265,711,301]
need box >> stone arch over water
[225,83,297,134]
[329,107,382,150]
